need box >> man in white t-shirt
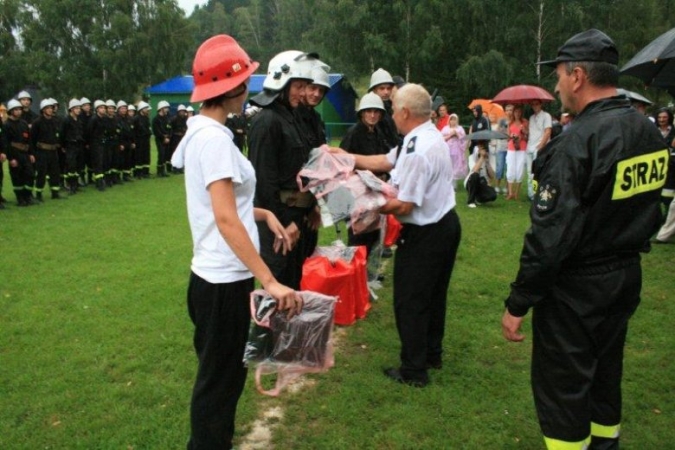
[526,100,552,200]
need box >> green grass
[1,167,673,449]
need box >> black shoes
[383,368,428,388]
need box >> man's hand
[502,309,526,342]
[285,222,301,248]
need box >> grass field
[1,166,673,449]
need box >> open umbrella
[467,99,505,118]
[620,28,675,91]
[467,130,509,140]
[616,88,653,106]
[491,85,555,105]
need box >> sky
[177,0,209,16]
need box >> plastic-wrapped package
[243,290,337,396]
[297,148,398,233]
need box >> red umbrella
[491,85,555,105]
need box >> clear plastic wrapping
[243,289,337,396]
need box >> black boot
[69,179,78,195]
[17,191,29,207]
[35,192,44,203]
[52,190,67,200]
[96,178,106,192]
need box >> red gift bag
[301,245,370,325]
[384,214,402,247]
[301,255,356,326]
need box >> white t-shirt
[527,110,552,152]
[386,121,455,225]
[173,115,259,284]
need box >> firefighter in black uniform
[295,65,329,149]
[152,100,172,177]
[31,99,64,201]
[104,100,121,186]
[340,92,392,256]
[133,102,152,178]
[18,91,37,127]
[116,100,135,182]
[60,99,85,194]
[368,68,402,150]
[4,99,36,206]
[248,50,321,289]
[86,100,109,191]
[79,97,93,185]
[169,104,187,172]
[501,29,668,450]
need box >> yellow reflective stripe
[612,148,668,200]
[544,435,590,450]
[591,422,620,439]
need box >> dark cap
[538,29,619,67]
[392,75,406,88]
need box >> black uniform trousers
[90,141,106,180]
[9,152,35,192]
[258,206,317,290]
[532,257,641,447]
[34,149,61,192]
[65,143,82,181]
[393,209,461,383]
[135,138,151,176]
[187,273,253,450]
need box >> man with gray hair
[502,29,667,449]
[337,83,461,387]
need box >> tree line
[2,0,674,121]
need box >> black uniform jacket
[152,115,171,144]
[3,118,32,160]
[133,115,152,140]
[507,97,668,317]
[377,100,402,149]
[248,101,311,227]
[340,121,391,156]
[60,115,84,147]
[30,115,60,151]
[295,104,326,150]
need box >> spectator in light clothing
[526,100,552,200]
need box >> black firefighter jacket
[506,96,668,317]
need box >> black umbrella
[621,27,675,90]
[616,88,653,105]
[467,130,509,140]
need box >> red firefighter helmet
[191,35,260,103]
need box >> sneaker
[468,203,477,208]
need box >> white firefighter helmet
[80,97,91,105]
[40,98,56,110]
[116,100,128,108]
[262,50,315,92]
[105,99,116,108]
[157,100,170,110]
[94,100,106,110]
[7,99,22,112]
[310,67,331,90]
[137,101,151,111]
[68,98,82,110]
[358,92,385,112]
[177,104,187,112]
[186,105,194,112]
[128,104,136,111]
[17,90,31,100]
[368,68,395,91]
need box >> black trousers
[34,149,61,191]
[393,209,461,383]
[466,173,497,204]
[258,208,317,290]
[9,152,35,192]
[187,273,253,450]
[532,258,641,446]
[65,143,82,180]
[134,138,151,173]
[90,142,105,179]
